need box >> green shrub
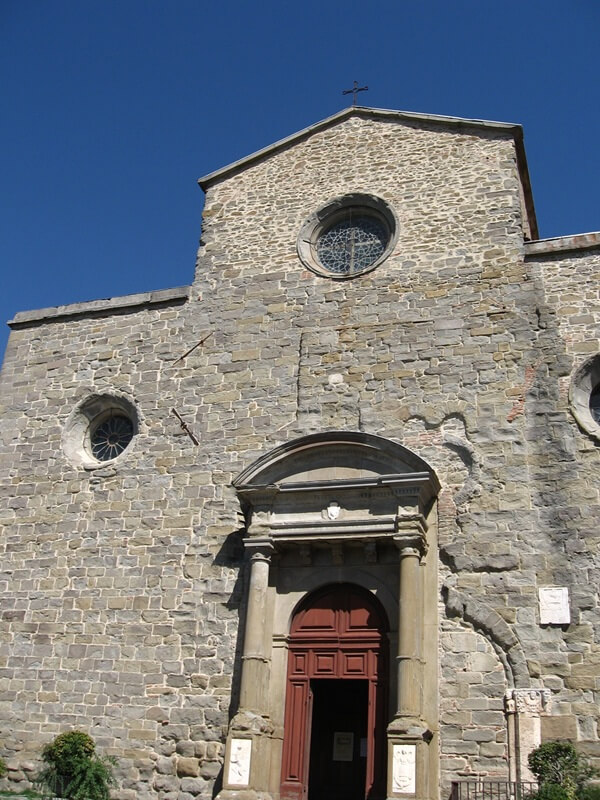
[579,786,600,800]
[35,731,116,800]
[0,756,7,778]
[528,741,596,800]
[529,784,570,800]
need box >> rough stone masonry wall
[1,110,600,800]
[193,114,543,791]
[0,298,241,800]
[522,245,600,756]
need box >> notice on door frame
[332,731,354,761]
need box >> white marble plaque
[227,738,251,786]
[539,587,570,625]
[392,744,416,794]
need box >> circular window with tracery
[90,413,134,461]
[63,393,139,469]
[297,194,397,279]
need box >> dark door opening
[308,679,368,800]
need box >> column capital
[505,688,552,716]
[393,534,428,559]
[244,538,274,562]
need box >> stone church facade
[1,106,600,800]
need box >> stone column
[221,540,275,799]
[396,544,422,721]
[505,688,552,784]
[387,533,431,799]
[239,541,274,714]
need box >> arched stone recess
[439,615,509,791]
[442,586,550,786]
[219,432,441,800]
[442,586,529,689]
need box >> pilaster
[505,688,552,783]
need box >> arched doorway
[280,584,389,800]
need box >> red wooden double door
[280,584,389,800]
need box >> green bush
[35,731,116,800]
[529,784,570,800]
[579,786,600,800]
[528,741,596,800]
[0,756,7,778]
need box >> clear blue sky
[2,0,599,360]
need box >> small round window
[297,193,397,279]
[63,394,139,469]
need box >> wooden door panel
[281,680,310,784]
[342,652,368,676]
[281,585,389,800]
[290,652,308,675]
[346,604,374,631]
[295,605,337,632]
[312,651,338,675]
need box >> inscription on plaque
[392,744,416,794]
[227,738,251,786]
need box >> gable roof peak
[198,105,524,191]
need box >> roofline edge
[8,285,190,329]
[197,105,525,190]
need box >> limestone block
[179,777,206,794]
[541,715,577,741]
[176,758,200,778]
[155,756,176,774]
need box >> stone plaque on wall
[392,744,416,794]
[227,738,252,786]
[539,587,570,625]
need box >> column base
[387,715,433,740]
[221,712,275,794]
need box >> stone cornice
[236,471,432,500]
[9,285,190,328]
[524,231,600,257]
[237,472,433,545]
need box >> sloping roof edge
[197,105,538,239]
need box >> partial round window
[297,194,397,279]
[63,394,139,469]
[590,385,600,425]
[569,355,600,441]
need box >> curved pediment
[233,431,439,490]
[233,433,439,545]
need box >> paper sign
[333,731,354,762]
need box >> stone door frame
[219,432,440,800]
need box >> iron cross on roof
[342,80,368,106]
